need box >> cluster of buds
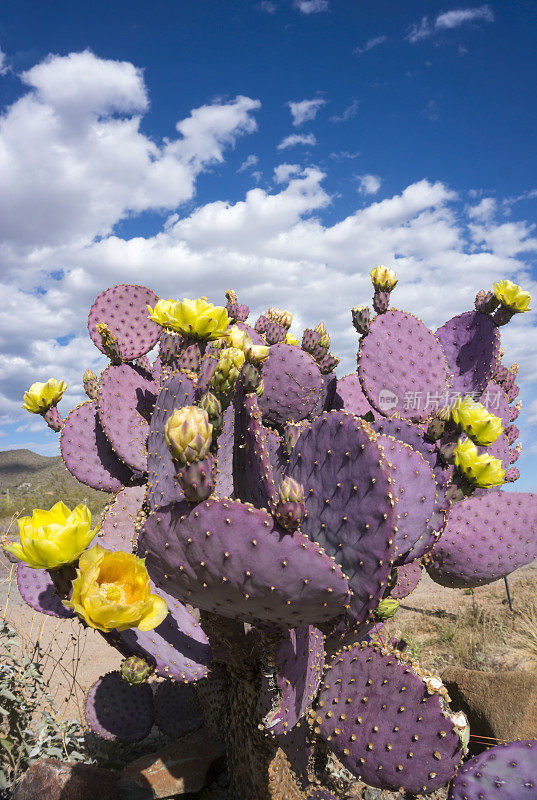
[96,322,122,363]
[266,306,293,329]
[274,477,306,531]
[351,305,371,336]
[370,266,398,314]
[164,406,216,502]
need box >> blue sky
[0,0,536,489]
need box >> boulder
[12,758,119,800]
[442,666,537,743]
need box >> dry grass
[511,601,537,663]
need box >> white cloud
[436,6,494,29]
[277,132,317,150]
[274,163,302,183]
[357,174,382,195]
[407,6,494,42]
[0,50,260,255]
[467,197,497,221]
[288,97,326,126]
[259,0,277,11]
[330,98,359,123]
[237,154,259,173]
[294,0,329,12]
[353,35,387,56]
[0,48,8,75]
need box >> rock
[118,727,226,799]
[12,758,119,800]
[442,666,537,744]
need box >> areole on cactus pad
[9,274,537,800]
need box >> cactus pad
[88,284,160,360]
[448,740,537,800]
[261,626,325,735]
[259,344,323,428]
[139,497,350,626]
[436,310,500,395]
[286,411,397,623]
[85,670,154,742]
[426,492,537,588]
[97,363,157,472]
[358,310,449,422]
[376,434,437,566]
[95,484,146,551]
[332,373,375,418]
[17,564,74,618]
[316,644,462,793]
[60,401,132,492]
[391,561,422,600]
[154,680,204,738]
[233,391,277,510]
[146,371,196,509]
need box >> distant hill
[0,449,111,532]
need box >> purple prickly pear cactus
[13,275,535,800]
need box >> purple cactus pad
[436,310,501,396]
[233,391,277,510]
[259,343,323,428]
[215,403,235,497]
[426,492,537,588]
[261,626,325,735]
[391,561,422,600]
[60,401,132,492]
[154,680,204,738]
[88,284,161,361]
[332,373,376,418]
[358,309,449,422]
[17,564,74,618]
[316,644,462,793]
[448,739,537,800]
[95,484,146,551]
[479,379,510,427]
[139,497,350,627]
[146,371,196,509]
[97,363,157,472]
[85,670,154,742]
[310,374,338,421]
[376,434,437,567]
[286,411,397,623]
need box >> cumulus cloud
[294,0,329,13]
[274,163,302,183]
[288,97,326,126]
[407,5,493,42]
[357,174,382,195]
[277,132,317,150]
[237,154,259,173]
[353,35,387,56]
[0,50,260,256]
[0,48,8,75]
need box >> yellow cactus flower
[164,406,213,464]
[453,437,505,487]
[150,298,230,340]
[492,280,531,313]
[224,325,251,351]
[245,342,271,365]
[370,265,398,292]
[285,333,300,346]
[451,396,503,446]
[22,379,66,414]
[4,502,94,569]
[147,299,177,328]
[64,545,168,632]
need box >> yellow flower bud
[492,280,531,313]
[225,325,251,351]
[451,396,503,446]
[164,406,213,465]
[285,333,300,346]
[150,298,230,340]
[22,379,66,414]
[453,437,505,487]
[64,545,168,632]
[220,347,245,370]
[245,342,271,365]
[370,265,398,292]
[4,501,94,569]
[147,299,177,328]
